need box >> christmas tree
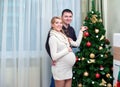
[72,0,113,87]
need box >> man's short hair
[62,9,73,16]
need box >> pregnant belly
[62,52,76,66]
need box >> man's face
[62,12,73,25]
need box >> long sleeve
[49,36,69,61]
[70,30,83,47]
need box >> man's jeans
[50,76,55,87]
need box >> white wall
[106,0,120,85]
[107,0,120,44]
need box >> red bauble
[117,81,120,87]
[85,16,88,20]
[76,57,79,62]
[86,41,91,47]
[100,65,104,70]
[84,31,89,37]
[95,73,100,78]
[105,39,110,44]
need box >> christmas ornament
[106,73,110,78]
[91,11,94,14]
[90,15,98,23]
[99,19,103,22]
[81,57,85,60]
[90,53,95,58]
[95,29,99,33]
[73,77,75,79]
[84,71,89,76]
[100,65,104,70]
[105,39,110,45]
[96,35,99,38]
[84,31,89,37]
[78,58,81,61]
[99,78,107,86]
[107,83,112,87]
[99,46,103,50]
[117,80,120,87]
[100,35,105,40]
[110,76,113,79]
[100,54,104,57]
[76,57,79,62]
[78,83,82,87]
[96,73,100,78]
[92,81,95,84]
[86,41,91,47]
[105,54,108,58]
[88,59,95,63]
[83,36,86,39]
[101,44,103,46]
[85,16,88,20]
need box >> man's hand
[52,60,56,66]
[68,38,73,42]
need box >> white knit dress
[49,30,83,80]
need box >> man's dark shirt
[62,25,77,41]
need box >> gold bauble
[81,57,85,60]
[99,46,103,50]
[95,29,99,33]
[90,15,98,23]
[78,83,82,87]
[106,73,110,78]
[105,54,108,58]
[107,83,112,87]
[83,36,86,39]
[90,53,95,58]
[84,71,89,76]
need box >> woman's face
[52,18,63,32]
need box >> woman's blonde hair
[51,16,61,24]
[50,16,65,34]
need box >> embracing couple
[45,9,87,87]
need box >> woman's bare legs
[64,79,72,87]
[55,80,65,87]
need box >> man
[49,9,77,87]
[62,9,77,41]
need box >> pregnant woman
[49,16,86,87]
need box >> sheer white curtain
[0,0,42,87]
[0,0,81,87]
